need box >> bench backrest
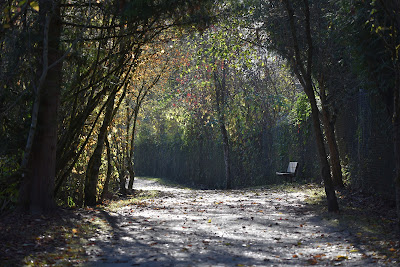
[287,162,298,174]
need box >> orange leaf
[307,258,318,265]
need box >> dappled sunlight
[79,177,392,266]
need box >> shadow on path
[83,178,392,266]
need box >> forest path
[84,178,386,266]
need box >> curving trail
[83,178,388,266]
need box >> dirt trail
[83,178,390,266]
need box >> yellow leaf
[207,219,211,223]
[336,255,348,261]
[72,228,78,234]
[30,1,39,12]
[350,249,359,253]
[389,248,396,252]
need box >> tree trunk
[84,92,115,206]
[119,168,127,195]
[321,106,344,188]
[307,92,339,212]
[127,107,139,191]
[100,136,112,202]
[18,1,62,214]
[127,164,135,191]
[214,69,232,189]
[319,82,344,188]
[220,121,232,189]
[393,61,400,232]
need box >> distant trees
[134,13,302,189]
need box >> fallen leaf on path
[335,255,348,261]
[313,254,325,258]
[307,258,318,265]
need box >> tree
[84,90,116,206]
[281,0,339,211]
[18,0,62,214]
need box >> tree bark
[84,91,115,206]
[307,91,339,212]
[127,106,139,191]
[18,0,62,214]
[119,168,127,195]
[100,136,112,202]
[320,82,344,188]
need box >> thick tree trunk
[84,92,115,206]
[18,1,61,214]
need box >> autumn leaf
[307,258,318,265]
[335,255,348,261]
[313,254,325,258]
[30,1,39,11]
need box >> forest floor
[1,177,400,266]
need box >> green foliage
[290,93,311,126]
[0,155,21,213]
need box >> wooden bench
[276,162,298,183]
